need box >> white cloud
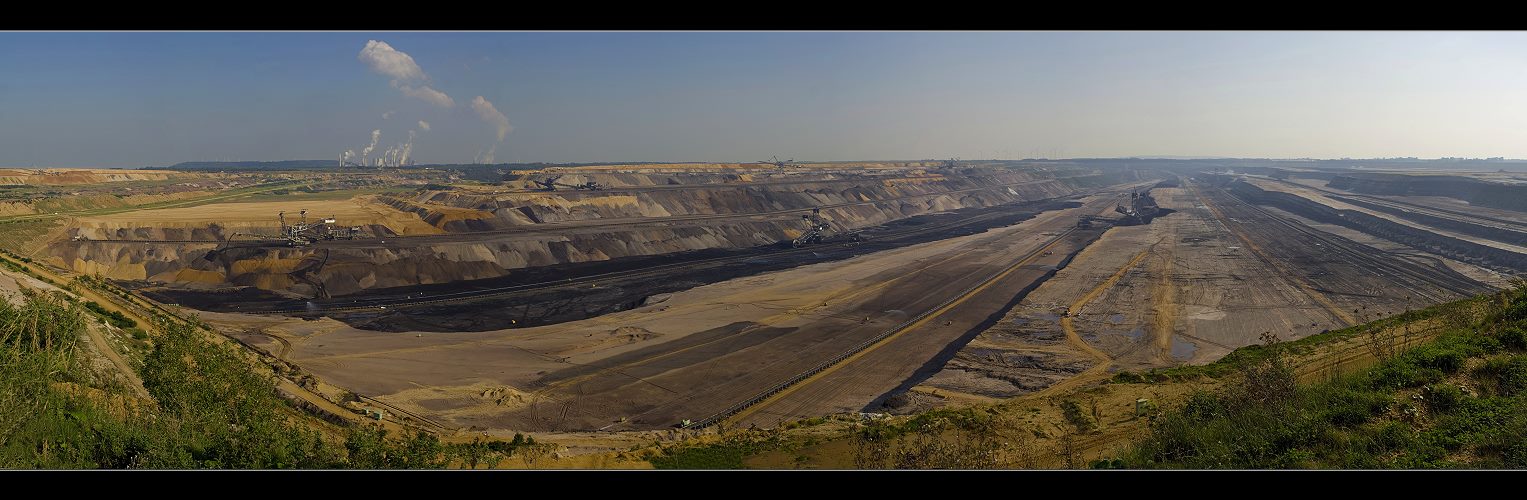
[471,96,512,141]
[382,110,395,120]
[417,120,431,131]
[358,40,426,82]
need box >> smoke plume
[398,84,455,108]
[478,144,497,164]
[352,40,518,164]
[470,96,512,141]
[360,129,381,164]
[358,40,455,108]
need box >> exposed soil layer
[136,199,1083,332]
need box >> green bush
[1424,397,1521,452]
[1372,421,1415,452]
[1181,391,1225,422]
[82,301,136,329]
[1474,355,1527,397]
[1500,327,1527,351]
[1113,287,1527,469]
[1411,345,1467,373]
[1498,296,1527,323]
[650,438,771,470]
[1111,371,1147,384]
[1061,399,1097,433]
[0,292,473,469]
[1317,387,1389,428]
[1370,361,1445,389]
[1423,384,1465,413]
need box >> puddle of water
[1124,327,1145,341]
[1012,317,1029,326]
[1171,337,1199,361]
[1108,313,1126,324]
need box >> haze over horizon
[4,31,1527,168]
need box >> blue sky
[3,31,1527,167]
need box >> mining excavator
[276,210,361,246]
[758,156,798,170]
[1113,190,1161,226]
[792,208,833,247]
[531,175,603,191]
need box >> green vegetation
[848,406,1038,469]
[238,185,414,203]
[0,250,62,287]
[82,301,135,329]
[0,179,309,228]
[651,433,786,469]
[1060,399,1097,433]
[0,291,537,468]
[0,220,62,254]
[1114,282,1527,469]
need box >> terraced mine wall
[1229,180,1527,273]
[1266,168,1339,181]
[1327,173,1527,213]
[51,167,1146,299]
[388,168,1135,230]
[1327,195,1527,247]
[158,199,1089,331]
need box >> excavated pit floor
[896,182,1498,413]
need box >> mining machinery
[211,232,265,252]
[530,175,603,191]
[1113,190,1161,226]
[792,208,833,247]
[278,210,362,246]
[918,157,961,173]
[531,176,562,191]
[758,156,799,170]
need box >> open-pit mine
[7,158,1525,439]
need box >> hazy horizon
[5,31,1527,168]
